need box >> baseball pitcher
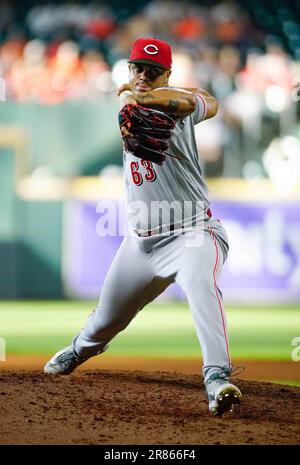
[44,37,242,417]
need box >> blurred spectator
[211,1,249,44]
[0,0,299,178]
[0,0,288,104]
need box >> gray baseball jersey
[73,92,232,382]
[123,94,211,233]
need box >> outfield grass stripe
[0,301,299,360]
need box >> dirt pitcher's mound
[0,370,299,445]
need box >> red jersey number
[130,160,157,186]
[130,161,143,186]
[141,160,156,182]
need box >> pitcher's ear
[163,70,171,85]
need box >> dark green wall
[0,100,123,176]
[0,99,125,298]
[0,200,63,299]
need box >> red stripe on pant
[208,226,231,366]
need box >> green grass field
[0,300,299,360]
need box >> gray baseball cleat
[204,365,243,417]
[44,346,87,375]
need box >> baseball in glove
[118,104,178,165]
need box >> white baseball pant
[73,220,232,378]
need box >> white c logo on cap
[144,44,159,55]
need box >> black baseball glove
[118,104,177,165]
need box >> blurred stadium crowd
[1,0,300,177]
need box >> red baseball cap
[128,37,172,70]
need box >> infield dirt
[0,370,299,445]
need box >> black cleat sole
[214,390,242,417]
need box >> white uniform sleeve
[192,94,207,125]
